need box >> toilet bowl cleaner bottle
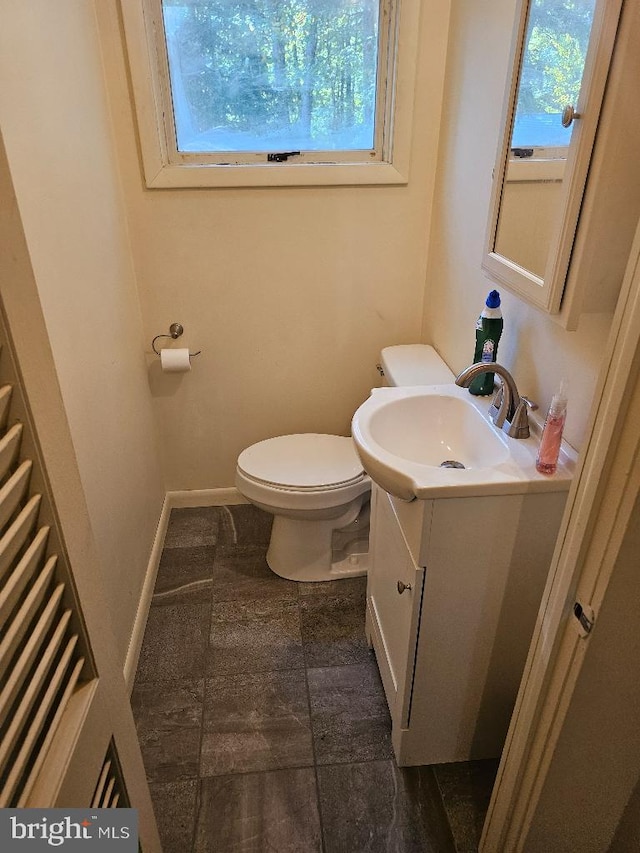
[469,290,503,396]
[536,382,568,475]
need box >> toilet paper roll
[160,348,191,373]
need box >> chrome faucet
[455,362,531,438]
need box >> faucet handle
[520,395,538,411]
[505,399,531,439]
[488,385,503,423]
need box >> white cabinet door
[366,487,424,726]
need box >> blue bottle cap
[486,290,501,308]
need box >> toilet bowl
[235,345,454,582]
[236,434,371,582]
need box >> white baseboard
[124,494,171,692]
[165,487,249,508]
[123,487,247,693]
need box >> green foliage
[162,0,379,150]
[517,0,594,116]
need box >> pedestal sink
[351,384,575,501]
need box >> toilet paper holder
[152,323,201,359]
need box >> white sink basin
[364,392,510,469]
[351,384,575,501]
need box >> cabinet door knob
[561,104,581,128]
[397,580,412,594]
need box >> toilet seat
[237,434,366,492]
[236,434,369,514]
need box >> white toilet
[235,345,454,582]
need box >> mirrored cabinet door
[483,0,623,315]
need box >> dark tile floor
[132,505,497,852]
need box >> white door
[0,135,161,849]
[481,216,640,851]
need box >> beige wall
[422,0,615,452]
[96,0,452,489]
[0,1,164,664]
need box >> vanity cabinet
[366,482,567,766]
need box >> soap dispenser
[536,382,568,475]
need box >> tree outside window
[512,0,595,150]
[162,0,380,154]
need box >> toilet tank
[380,345,454,387]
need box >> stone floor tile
[298,576,367,598]
[208,597,304,676]
[216,504,273,548]
[131,679,204,783]
[300,588,369,667]
[211,545,297,603]
[163,507,221,549]
[194,768,322,852]
[317,760,456,853]
[307,661,392,765]
[148,778,199,853]
[433,759,499,853]
[152,545,216,606]
[298,575,367,598]
[134,600,209,685]
[200,670,314,777]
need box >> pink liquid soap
[536,385,567,476]
[536,414,565,475]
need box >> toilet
[235,345,454,582]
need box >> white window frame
[120,0,420,188]
[506,147,567,183]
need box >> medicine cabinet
[483,0,623,323]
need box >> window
[508,0,595,182]
[121,0,420,187]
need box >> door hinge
[573,600,595,637]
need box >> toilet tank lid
[381,345,454,386]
